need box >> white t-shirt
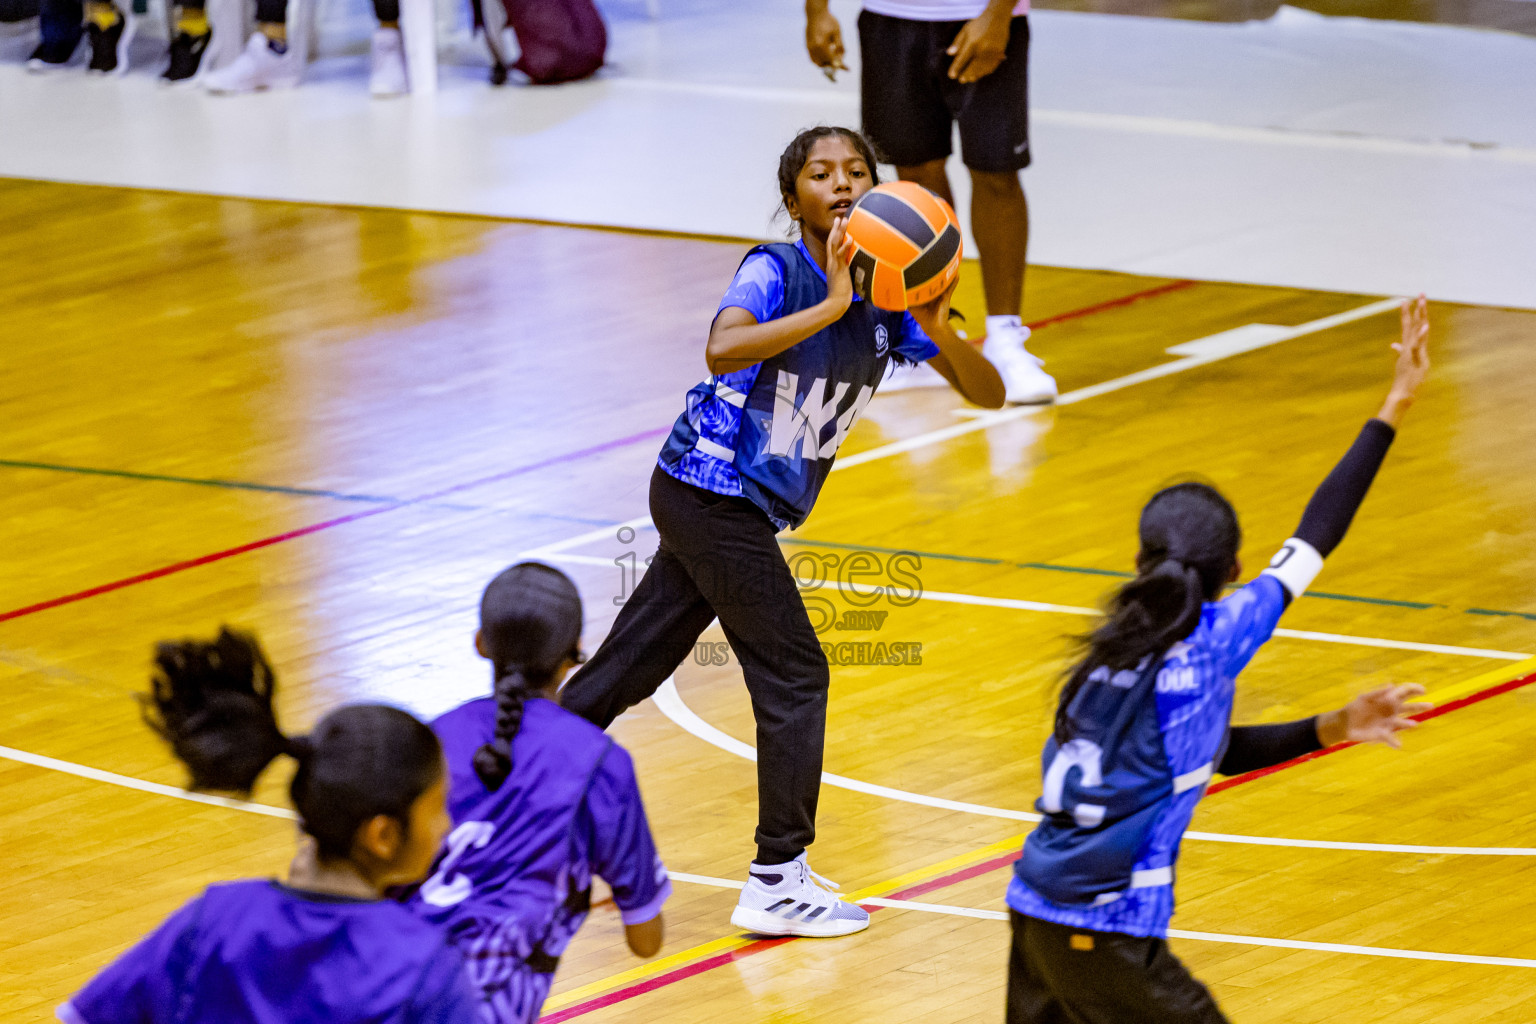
[862,0,1029,20]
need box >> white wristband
[1261,538,1324,599]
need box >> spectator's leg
[253,0,286,44]
[162,0,211,82]
[83,0,131,74]
[368,0,408,96]
[896,159,954,208]
[29,0,85,68]
[968,168,1028,318]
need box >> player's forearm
[981,0,1016,19]
[805,0,830,14]
[928,323,1006,408]
[1292,419,1396,559]
[1218,719,1324,775]
[706,303,842,375]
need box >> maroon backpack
[478,0,607,85]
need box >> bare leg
[969,169,1029,318]
[896,159,955,208]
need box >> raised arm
[1261,297,1431,603]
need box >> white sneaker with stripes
[730,853,870,938]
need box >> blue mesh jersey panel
[1007,575,1289,938]
[658,240,938,530]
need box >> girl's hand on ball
[823,215,855,317]
[910,276,958,333]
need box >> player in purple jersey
[1004,298,1434,1023]
[406,563,669,1024]
[560,127,1005,939]
[60,629,476,1024]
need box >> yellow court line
[543,832,1028,1012]
[1421,656,1536,708]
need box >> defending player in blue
[406,563,669,1024]
[59,629,476,1024]
[559,126,1005,939]
[1005,298,1434,1023]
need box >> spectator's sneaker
[203,32,300,93]
[730,854,870,938]
[162,29,211,82]
[878,358,950,393]
[27,36,81,72]
[369,26,407,96]
[85,12,134,75]
[982,317,1057,405]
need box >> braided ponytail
[1055,483,1241,742]
[473,668,534,789]
[474,562,586,792]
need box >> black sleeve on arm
[1291,419,1396,558]
[1218,719,1324,776]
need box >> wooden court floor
[2,178,1535,1023]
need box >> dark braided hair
[776,125,882,231]
[1054,483,1241,742]
[141,628,443,860]
[473,563,585,791]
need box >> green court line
[778,537,1532,618]
[0,458,409,504]
[0,458,615,526]
[1467,608,1536,622]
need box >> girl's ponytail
[473,667,533,790]
[141,627,291,795]
[1055,483,1241,742]
[143,628,443,860]
[474,562,586,792]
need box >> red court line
[1208,670,1536,795]
[0,427,668,626]
[2,282,1201,629]
[1026,279,1198,332]
[539,669,1536,1022]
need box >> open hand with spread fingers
[1317,683,1433,748]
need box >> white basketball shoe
[730,853,871,938]
[203,32,301,93]
[982,316,1057,405]
[369,27,408,97]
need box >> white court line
[6,749,1526,972]
[6,695,1536,858]
[651,677,1536,857]
[662,872,1536,967]
[0,744,296,820]
[8,689,1529,859]
[522,300,1401,561]
[535,559,1530,662]
[612,79,1536,167]
[835,298,1403,470]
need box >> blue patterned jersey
[657,239,938,529]
[1007,574,1292,938]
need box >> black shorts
[858,9,1031,174]
[1007,912,1230,1024]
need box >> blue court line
[780,537,1532,620]
[0,458,617,528]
